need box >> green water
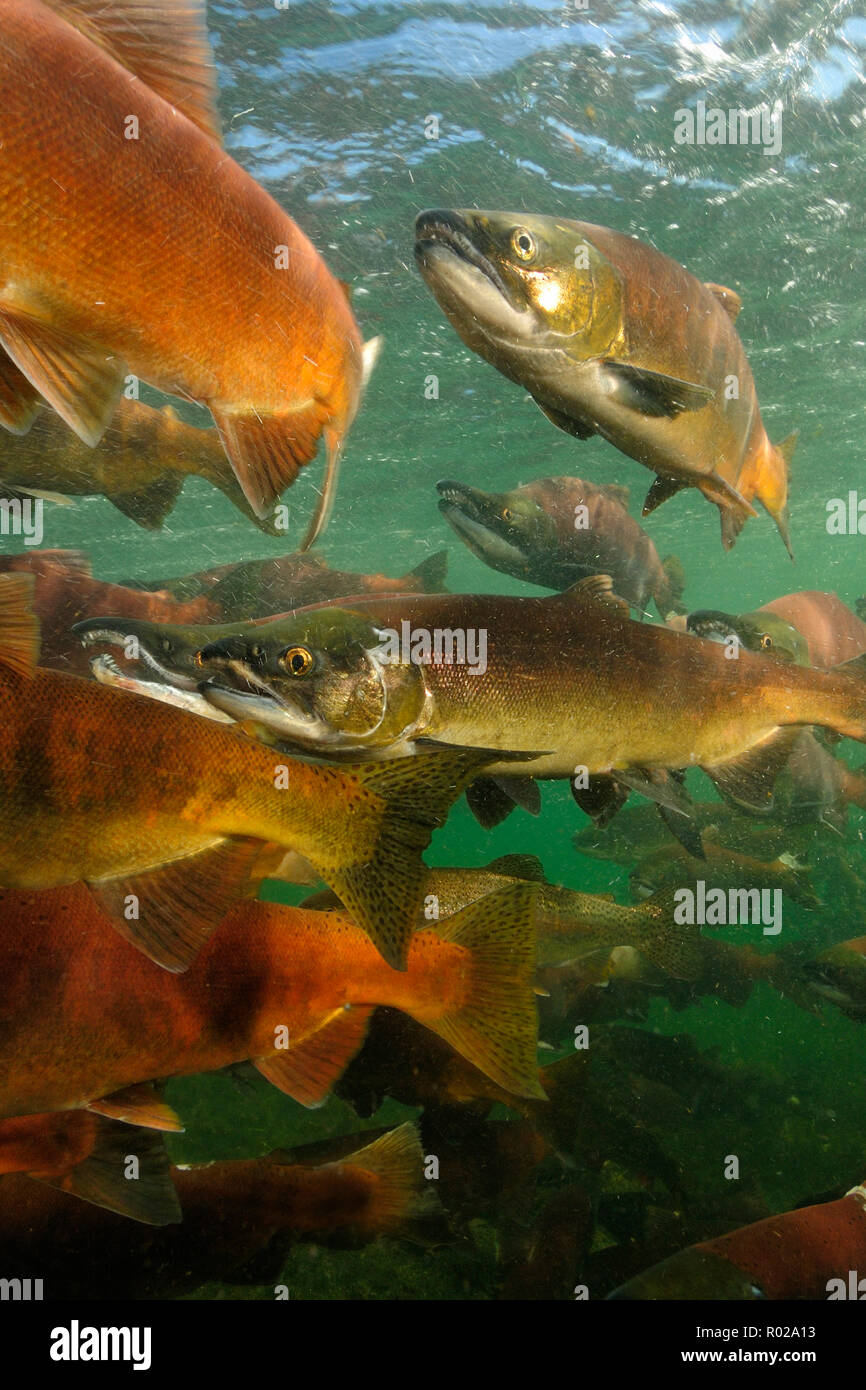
[7,0,866,1300]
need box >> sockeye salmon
[0,574,504,971]
[0,399,275,531]
[0,881,543,1116]
[0,1122,439,1298]
[609,1179,866,1300]
[0,549,214,675]
[415,210,795,553]
[437,475,684,615]
[81,582,866,824]
[125,549,449,619]
[1,0,375,543]
[761,591,866,668]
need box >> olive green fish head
[686,608,809,665]
[414,210,623,367]
[436,478,557,579]
[197,608,430,754]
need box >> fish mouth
[414,210,538,344]
[414,211,511,299]
[74,620,202,690]
[685,610,740,644]
[89,654,233,723]
[436,479,529,569]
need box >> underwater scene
[2,0,866,1320]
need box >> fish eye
[502,506,514,522]
[760,634,773,650]
[511,227,536,262]
[280,645,315,676]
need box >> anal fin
[110,473,184,530]
[212,399,330,521]
[255,1007,374,1108]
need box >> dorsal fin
[558,573,630,615]
[597,482,631,509]
[44,0,222,143]
[484,853,547,882]
[705,282,742,322]
[0,574,41,678]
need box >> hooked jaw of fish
[437,479,541,575]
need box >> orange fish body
[1,0,363,525]
[0,880,541,1117]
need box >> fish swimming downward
[415,210,795,553]
[1,0,376,543]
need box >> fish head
[197,608,429,753]
[685,608,809,664]
[735,611,811,666]
[414,210,623,372]
[436,478,557,578]
[73,615,238,688]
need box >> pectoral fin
[536,400,597,439]
[0,350,42,434]
[87,1083,183,1132]
[601,361,715,418]
[0,305,125,447]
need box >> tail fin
[32,1118,181,1226]
[336,1120,441,1235]
[316,746,536,971]
[657,553,686,618]
[418,882,545,1100]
